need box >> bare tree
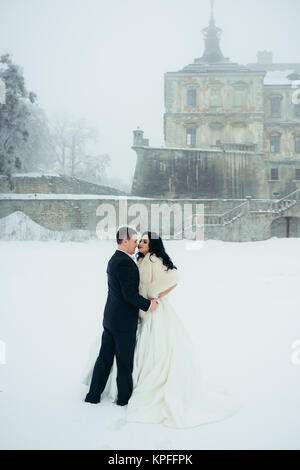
[50,115,110,184]
[51,115,72,174]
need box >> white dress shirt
[116,248,152,312]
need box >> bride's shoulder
[150,254,180,281]
[149,253,163,265]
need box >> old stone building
[131,3,300,202]
[1,1,300,242]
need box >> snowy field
[0,236,300,450]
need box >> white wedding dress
[82,252,243,428]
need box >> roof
[264,70,297,85]
[178,59,256,74]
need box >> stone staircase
[172,201,248,237]
[207,188,300,224]
[206,201,248,226]
[172,189,300,237]
[249,188,300,215]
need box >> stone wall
[132,146,265,199]
[1,194,299,241]
[0,174,126,196]
[0,196,229,233]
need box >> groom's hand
[148,299,159,312]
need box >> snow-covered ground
[0,236,300,450]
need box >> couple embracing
[82,227,242,428]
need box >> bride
[82,231,243,428]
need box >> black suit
[85,250,151,405]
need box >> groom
[85,226,159,406]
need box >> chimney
[257,50,273,65]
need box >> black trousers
[85,326,137,405]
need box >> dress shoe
[84,394,100,404]
[116,400,128,406]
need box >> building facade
[131,3,300,201]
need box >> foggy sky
[0,0,299,186]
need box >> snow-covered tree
[0,54,55,179]
[20,103,56,173]
[0,54,31,177]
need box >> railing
[172,201,248,237]
[220,201,248,225]
[250,188,300,215]
[211,142,257,152]
[169,189,300,238]
[275,188,300,213]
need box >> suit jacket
[103,250,151,332]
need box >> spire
[200,0,224,63]
[179,0,251,72]
[210,0,215,23]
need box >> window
[271,168,279,180]
[186,128,196,147]
[211,88,222,106]
[234,88,246,106]
[270,135,280,153]
[295,136,300,153]
[270,97,281,117]
[168,178,175,192]
[187,89,196,107]
[295,104,300,117]
[159,162,166,172]
[295,169,300,180]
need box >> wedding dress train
[82,252,243,428]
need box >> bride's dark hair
[136,231,177,271]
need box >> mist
[0,0,299,187]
